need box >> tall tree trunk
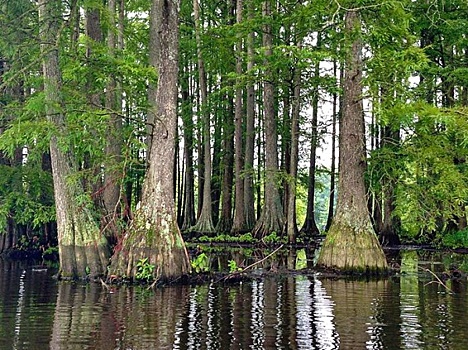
[231,0,246,234]
[191,0,215,234]
[211,106,222,226]
[217,1,236,236]
[243,7,256,230]
[252,0,283,239]
[39,0,109,279]
[83,4,103,203]
[181,68,196,231]
[69,0,80,49]
[103,0,124,245]
[325,60,339,232]
[256,114,263,221]
[379,125,401,246]
[300,38,321,238]
[285,40,302,244]
[110,0,190,280]
[317,11,387,273]
[281,74,291,224]
[216,91,235,233]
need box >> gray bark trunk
[109,0,190,280]
[325,60,338,232]
[231,0,246,234]
[317,11,387,273]
[103,0,123,243]
[39,0,109,279]
[243,7,256,230]
[286,39,302,244]
[181,71,196,231]
[300,38,321,238]
[252,0,284,239]
[191,0,214,233]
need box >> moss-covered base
[109,245,190,282]
[317,214,388,274]
[109,205,191,281]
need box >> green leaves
[191,253,210,273]
[0,165,55,232]
[373,103,468,239]
[135,257,156,281]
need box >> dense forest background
[0,0,467,259]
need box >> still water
[1,250,468,350]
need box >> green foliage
[228,259,242,273]
[0,164,55,233]
[262,232,286,244]
[191,253,210,273]
[42,246,59,258]
[395,105,468,239]
[440,229,468,249]
[135,258,155,282]
[198,233,256,244]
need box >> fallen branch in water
[419,266,454,294]
[219,244,284,282]
[242,244,284,272]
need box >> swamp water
[1,248,468,349]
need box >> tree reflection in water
[3,253,468,349]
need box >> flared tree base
[190,210,215,235]
[109,207,191,281]
[252,206,283,240]
[317,213,388,274]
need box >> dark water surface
[1,250,468,349]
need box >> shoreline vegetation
[2,239,467,292]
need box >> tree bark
[211,108,222,226]
[325,60,339,232]
[180,68,196,231]
[243,5,256,230]
[110,0,190,280]
[252,0,284,239]
[39,0,110,279]
[216,91,235,233]
[216,2,236,235]
[285,30,305,243]
[300,37,321,238]
[379,125,401,246]
[191,0,215,234]
[103,0,124,245]
[285,53,301,244]
[317,11,387,273]
[231,0,246,234]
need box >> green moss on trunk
[317,212,388,274]
[109,206,190,281]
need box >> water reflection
[310,277,338,349]
[400,250,423,349]
[2,251,468,349]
